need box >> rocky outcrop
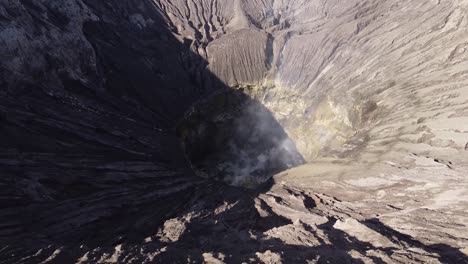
[1,0,468,263]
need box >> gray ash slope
[1,0,468,263]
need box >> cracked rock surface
[1,0,468,263]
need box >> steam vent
[2,0,468,263]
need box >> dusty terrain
[1,0,468,263]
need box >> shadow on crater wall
[0,0,298,255]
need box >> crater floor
[1,0,468,263]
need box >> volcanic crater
[1,0,468,263]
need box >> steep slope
[0,0,208,250]
[1,0,468,263]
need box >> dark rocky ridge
[1,0,468,263]
[0,0,211,251]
